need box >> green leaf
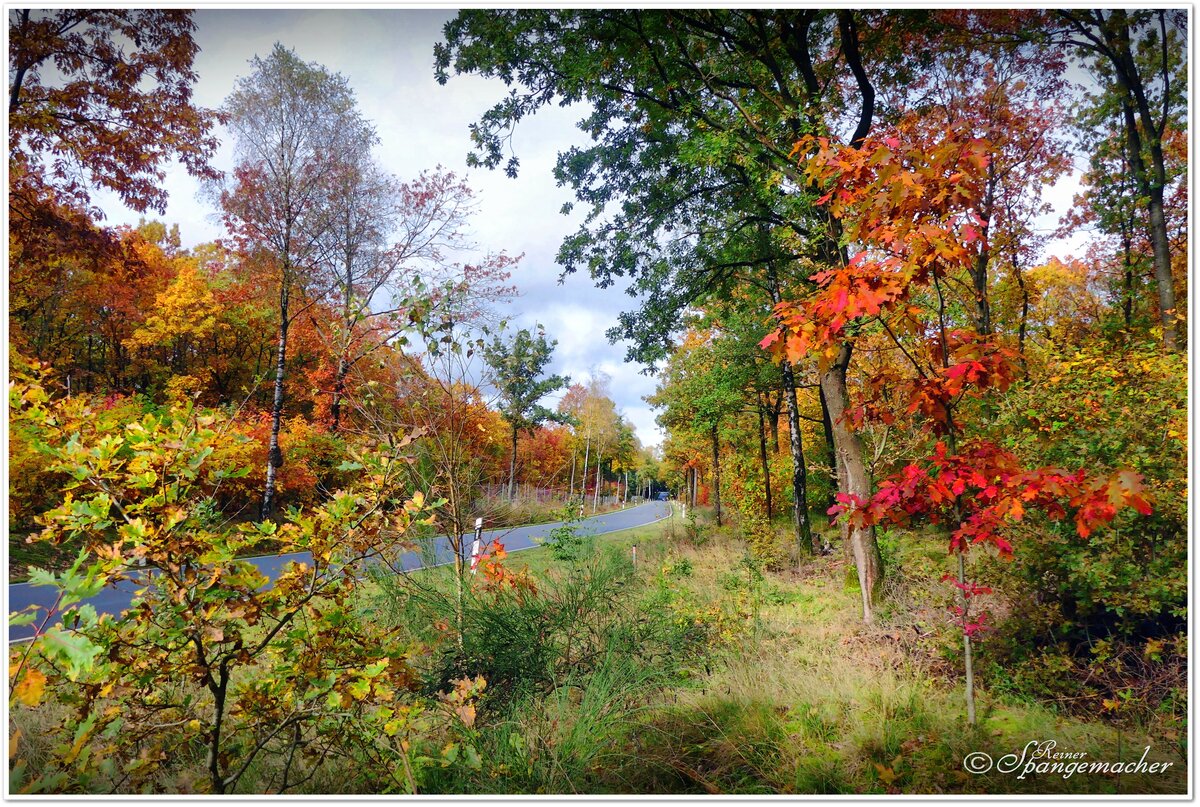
[8,610,38,627]
[40,626,103,678]
[27,567,57,588]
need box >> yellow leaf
[874,763,897,786]
[10,729,21,759]
[13,669,45,707]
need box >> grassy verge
[13,506,1182,794]
[357,505,1186,795]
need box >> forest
[6,8,1189,796]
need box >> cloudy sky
[94,9,668,446]
[94,8,1090,449]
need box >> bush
[541,500,591,564]
[8,368,457,794]
[982,337,1185,717]
[740,509,788,571]
[375,542,647,704]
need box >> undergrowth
[354,506,1187,794]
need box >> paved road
[8,501,673,642]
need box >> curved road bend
[8,501,673,642]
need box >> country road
[8,500,674,642]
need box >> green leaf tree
[482,327,570,501]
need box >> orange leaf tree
[765,122,1154,723]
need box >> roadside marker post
[469,517,483,574]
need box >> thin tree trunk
[581,437,591,503]
[207,669,230,793]
[770,390,782,453]
[783,363,815,555]
[592,452,603,513]
[768,264,815,556]
[1122,230,1135,328]
[507,426,518,501]
[970,162,996,335]
[821,342,882,623]
[819,384,839,524]
[758,403,773,521]
[710,423,722,527]
[261,284,290,520]
[959,551,976,724]
[568,448,577,499]
[330,354,348,433]
[1015,254,1031,362]
[1147,193,1178,348]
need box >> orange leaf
[13,669,46,707]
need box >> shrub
[982,337,1185,716]
[8,367,460,794]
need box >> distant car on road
[656,492,669,501]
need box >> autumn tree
[8,10,219,394]
[8,9,219,216]
[767,118,1155,715]
[482,327,570,501]
[220,44,375,518]
[1039,10,1187,350]
[649,330,748,529]
[561,374,623,513]
[898,23,1072,342]
[9,361,446,794]
[435,9,910,595]
[313,162,478,434]
[557,383,589,498]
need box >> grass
[11,504,1187,795]
[372,505,1186,795]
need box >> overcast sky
[93,9,668,446]
[93,8,1091,449]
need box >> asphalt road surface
[8,500,673,642]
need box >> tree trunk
[1148,192,1178,349]
[507,426,518,501]
[1122,229,1135,328]
[818,384,839,524]
[710,423,722,527]
[582,437,591,500]
[821,342,882,623]
[330,353,348,434]
[261,284,290,520]
[768,265,815,556]
[769,390,782,453]
[758,403,773,521]
[592,452,603,513]
[959,551,976,724]
[782,362,815,555]
[1014,253,1031,365]
[969,161,996,335]
[1101,11,1178,350]
[568,448,577,499]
